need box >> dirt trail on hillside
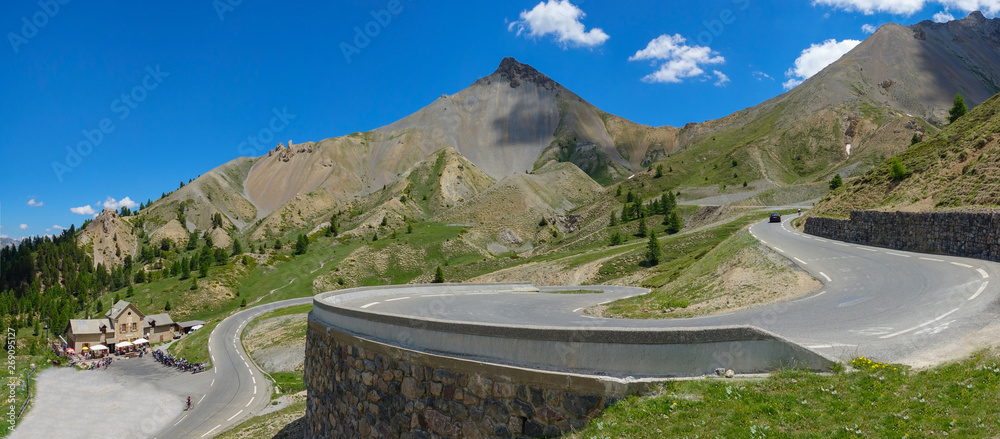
[469,253,617,286]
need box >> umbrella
[66,348,76,354]
[91,345,108,351]
[81,346,89,351]
[133,338,148,344]
[115,341,132,348]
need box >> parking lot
[12,352,210,439]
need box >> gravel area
[12,355,196,439]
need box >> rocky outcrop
[77,209,138,268]
[475,57,559,91]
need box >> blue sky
[0,0,993,240]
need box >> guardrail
[17,365,37,418]
[311,283,833,378]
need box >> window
[121,323,127,333]
[131,323,137,332]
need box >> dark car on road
[769,212,781,223]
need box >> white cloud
[508,0,609,47]
[783,38,862,90]
[629,34,725,84]
[53,224,67,231]
[99,196,139,211]
[861,23,879,33]
[813,0,1000,15]
[70,205,97,216]
[19,224,28,230]
[933,9,956,20]
[26,198,43,207]
[713,70,730,87]
[753,71,775,81]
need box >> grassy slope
[573,350,1000,438]
[812,93,1000,218]
[603,210,810,318]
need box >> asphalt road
[339,214,1000,363]
[156,212,1000,437]
[155,297,312,439]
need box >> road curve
[155,297,311,439]
[338,214,1000,363]
[158,213,1000,436]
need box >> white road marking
[885,252,911,258]
[211,355,215,362]
[919,257,943,262]
[360,302,380,309]
[951,262,973,268]
[880,308,961,339]
[202,425,221,437]
[423,294,453,297]
[246,397,255,407]
[794,257,807,265]
[199,394,207,404]
[794,290,827,302]
[254,386,257,394]
[760,240,768,244]
[805,343,857,349]
[385,296,410,302]
[977,268,989,279]
[173,414,188,426]
[773,247,785,253]
[214,367,217,374]
[814,238,829,243]
[573,307,583,313]
[857,247,877,252]
[210,379,215,387]
[227,410,244,421]
[834,242,850,247]
[467,292,497,295]
[850,327,893,336]
[244,361,249,368]
[970,282,989,301]
[252,376,256,384]
[819,272,832,282]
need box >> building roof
[176,320,206,329]
[105,300,144,321]
[145,313,174,327]
[68,319,111,335]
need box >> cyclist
[187,396,192,410]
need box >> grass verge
[215,399,306,439]
[571,350,1000,438]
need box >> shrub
[889,158,909,180]
[829,174,843,190]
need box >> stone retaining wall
[305,320,649,438]
[805,211,1000,261]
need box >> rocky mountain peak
[475,57,559,90]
